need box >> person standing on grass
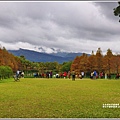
[16,70,20,79]
[50,71,52,78]
[46,71,49,78]
[21,71,24,78]
[90,72,93,79]
[93,70,97,79]
[81,71,84,78]
[105,73,107,79]
[72,70,76,81]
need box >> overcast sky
[0,1,119,54]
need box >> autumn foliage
[71,48,120,75]
[0,47,21,72]
[1,46,120,78]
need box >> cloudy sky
[0,1,119,54]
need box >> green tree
[5,66,13,78]
[113,2,120,22]
[61,61,72,72]
[0,66,13,80]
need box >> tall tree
[103,49,113,74]
[95,48,103,73]
[87,51,96,72]
[71,56,80,74]
[111,54,120,73]
[78,53,88,75]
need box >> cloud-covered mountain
[8,48,90,63]
[34,46,63,53]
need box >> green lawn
[0,78,120,118]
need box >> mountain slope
[8,48,90,63]
[8,49,73,63]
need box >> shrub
[0,66,13,80]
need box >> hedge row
[0,66,13,80]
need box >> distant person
[46,71,49,78]
[63,71,67,79]
[107,73,111,79]
[90,72,94,79]
[42,73,44,78]
[81,72,84,78]
[16,70,20,79]
[50,71,53,78]
[79,74,82,79]
[72,70,76,81]
[100,72,103,79]
[21,71,24,78]
[105,73,107,79]
[60,72,63,78]
[14,70,20,81]
[115,73,119,79]
[93,70,97,79]
[56,73,59,78]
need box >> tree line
[1,46,120,79]
[71,48,120,76]
[0,46,72,78]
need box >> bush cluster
[0,66,13,80]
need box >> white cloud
[0,1,119,54]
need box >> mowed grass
[0,78,120,118]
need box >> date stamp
[103,103,120,108]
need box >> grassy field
[0,78,120,118]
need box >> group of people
[90,71,107,79]
[14,70,24,81]
[90,71,120,79]
[33,71,79,80]
[16,69,120,81]
[33,71,70,79]
[90,71,98,79]
[33,71,53,78]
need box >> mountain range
[8,48,90,63]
